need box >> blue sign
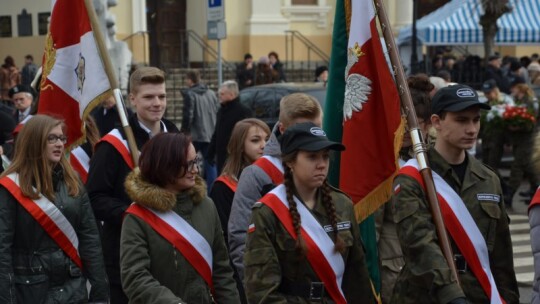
[208,0,222,8]
[207,0,224,21]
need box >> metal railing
[178,30,235,71]
[122,30,149,66]
[284,30,330,72]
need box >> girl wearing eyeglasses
[120,133,240,303]
[0,114,109,303]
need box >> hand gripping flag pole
[373,0,460,286]
[84,0,139,166]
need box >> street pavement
[507,178,534,303]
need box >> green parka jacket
[390,148,519,304]
[120,169,240,304]
[0,169,109,303]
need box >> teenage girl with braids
[244,122,375,303]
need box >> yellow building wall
[0,36,45,68]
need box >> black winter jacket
[207,98,252,173]
[0,168,109,303]
[86,113,179,285]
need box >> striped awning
[397,0,540,46]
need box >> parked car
[239,82,327,129]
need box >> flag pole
[373,0,460,286]
[84,0,139,166]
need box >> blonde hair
[129,66,165,94]
[1,115,81,200]
[221,118,270,179]
[513,83,535,100]
[278,93,322,128]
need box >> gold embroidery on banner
[40,32,56,92]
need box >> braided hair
[283,164,307,256]
[282,151,346,256]
[321,181,346,253]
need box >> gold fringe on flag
[344,0,352,37]
[354,116,406,222]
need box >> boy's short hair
[129,67,165,94]
[185,69,200,84]
[279,93,322,128]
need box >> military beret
[8,84,36,99]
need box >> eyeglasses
[47,134,68,144]
[187,156,201,171]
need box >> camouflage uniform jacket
[244,186,375,304]
[390,148,519,304]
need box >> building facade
[0,0,535,70]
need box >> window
[38,12,51,35]
[0,16,12,37]
[282,0,331,28]
[18,9,32,37]
[292,0,317,4]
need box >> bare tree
[479,0,511,60]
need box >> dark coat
[121,170,240,303]
[236,63,255,90]
[0,104,15,163]
[484,65,511,94]
[90,105,134,137]
[207,98,252,173]
[0,169,109,303]
[86,113,179,285]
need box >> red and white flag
[340,0,403,220]
[38,0,111,148]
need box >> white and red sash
[259,185,347,304]
[215,175,238,192]
[125,204,214,293]
[70,146,90,183]
[99,129,134,169]
[253,155,284,185]
[529,187,540,212]
[0,173,83,269]
[399,159,505,304]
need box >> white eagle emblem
[343,42,372,121]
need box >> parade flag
[38,0,111,148]
[323,0,404,297]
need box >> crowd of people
[0,48,539,304]
[235,51,328,90]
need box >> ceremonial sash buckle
[454,254,468,274]
[310,281,325,301]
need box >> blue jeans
[193,141,217,191]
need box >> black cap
[481,79,498,93]
[8,84,35,99]
[511,76,526,87]
[488,54,501,61]
[315,66,328,78]
[431,84,490,115]
[279,122,345,155]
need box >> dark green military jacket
[390,148,519,304]
[121,170,240,304]
[244,185,375,304]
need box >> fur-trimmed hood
[124,168,207,212]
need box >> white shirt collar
[138,120,168,137]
